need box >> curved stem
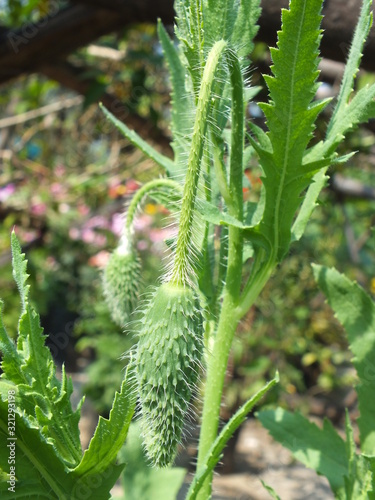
[125,178,182,235]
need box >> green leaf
[344,411,374,499]
[292,0,375,242]
[291,169,329,242]
[313,265,375,456]
[120,422,186,500]
[157,21,194,167]
[0,399,76,498]
[258,407,348,494]
[186,374,278,500]
[0,300,24,383]
[327,0,373,140]
[174,0,204,90]
[11,230,29,313]
[253,0,329,261]
[71,374,135,480]
[1,233,82,467]
[99,104,177,176]
[231,0,261,61]
[198,199,263,234]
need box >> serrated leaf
[292,0,375,242]
[186,374,278,500]
[0,300,24,383]
[253,0,328,261]
[327,0,373,137]
[17,303,82,466]
[11,230,29,313]
[99,104,176,176]
[1,234,82,468]
[258,407,348,494]
[313,265,375,456]
[71,375,135,479]
[0,399,76,498]
[231,0,261,61]
[174,0,204,90]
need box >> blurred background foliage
[0,0,375,428]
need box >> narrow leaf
[99,104,176,176]
[291,169,328,242]
[186,374,278,500]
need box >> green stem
[196,225,242,500]
[196,49,245,499]
[170,40,227,286]
[125,178,182,236]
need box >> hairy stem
[125,178,182,236]
[170,40,227,285]
[196,49,245,499]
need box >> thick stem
[196,225,242,500]
[170,40,227,286]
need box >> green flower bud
[102,237,141,327]
[136,282,204,467]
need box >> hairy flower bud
[102,241,141,327]
[136,282,204,467]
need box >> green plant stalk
[196,48,245,499]
[125,178,182,235]
[170,39,227,285]
[196,226,243,500]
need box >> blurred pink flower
[84,215,108,229]
[69,227,81,240]
[50,182,66,196]
[81,228,106,247]
[54,164,66,177]
[78,204,90,216]
[137,240,148,251]
[31,203,47,216]
[0,183,15,202]
[111,213,124,236]
[133,214,153,231]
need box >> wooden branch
[0,95,83,129]
[40,61,172,153]
[331,173,375,200]
[0,0,374,90]
[0,1,174,85]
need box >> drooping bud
[102,236,141,328]
[136,282,204,467]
